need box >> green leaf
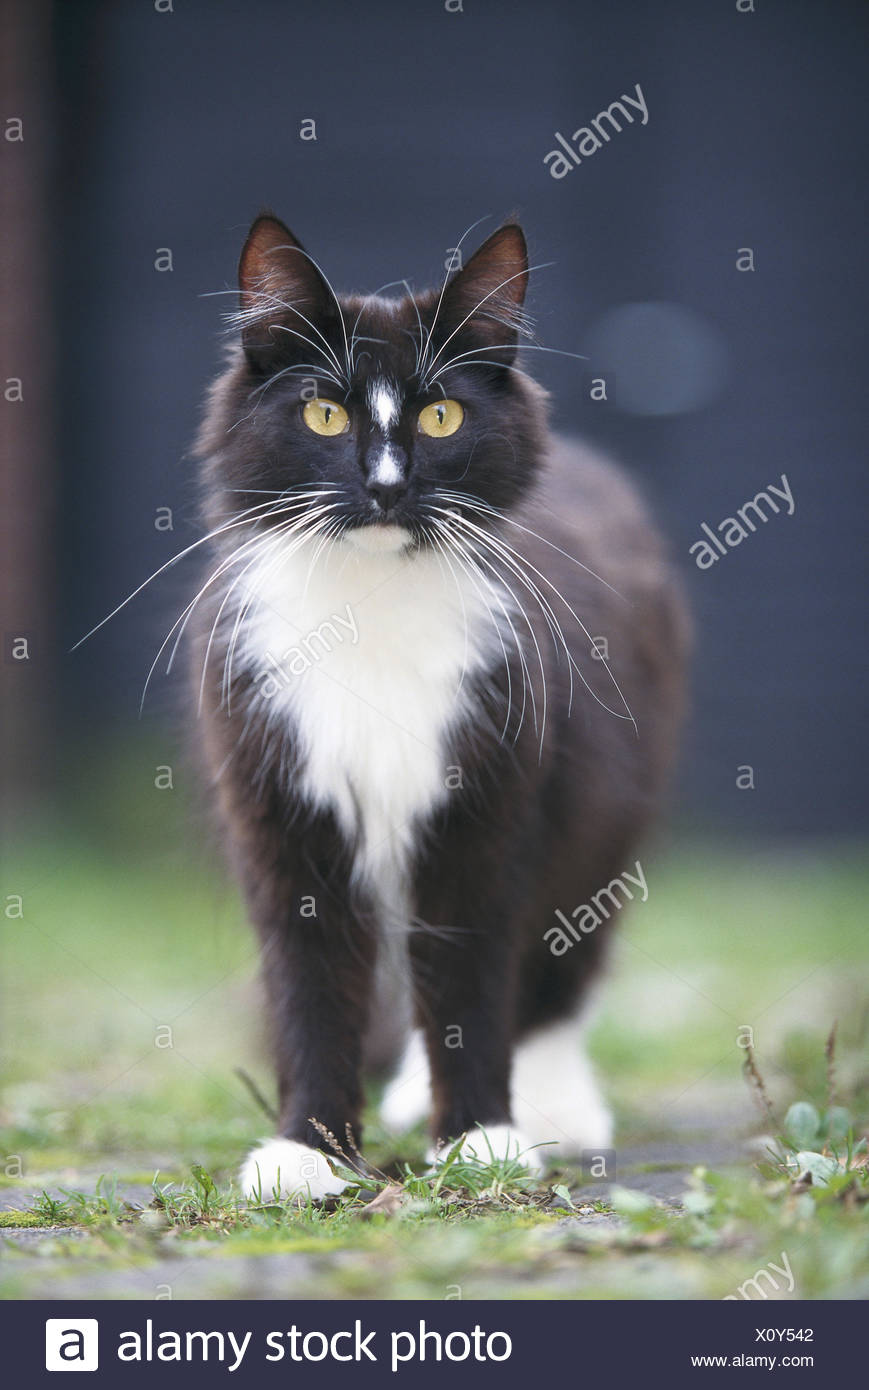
[190,1164,216,1197]
[823,1106,852,1145]
[682,1189,714,1215]
[784,1101,821,1148]
[551,1183,575,1210]
[794,1150,841,1186]
[610,1185,655,1215]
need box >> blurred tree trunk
[0,0,54,834]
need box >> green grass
[1,748,867,1298]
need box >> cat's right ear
[237,214,333,364]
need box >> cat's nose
[365,444,408,515]
[367,477,408,514]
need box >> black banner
[3,1299,861,1386]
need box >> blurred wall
[1,0,54,826]
[31,0,869,835]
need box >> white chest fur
[237,531,499,887]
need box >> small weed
[592,1030,869,1270]
[744,1030,869,1201]
[31,1191,77,1225]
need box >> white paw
[511,1017,613,1156]
[240,1137,349,1202]
[380,1029,431,1132]
[431,1124,547,1176]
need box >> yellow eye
[302,398,350,436]
[418,399,464,438]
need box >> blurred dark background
[4,0,868,837]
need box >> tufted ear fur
[437,222,529,362]
[236,213,335,366]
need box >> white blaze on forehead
[368,380,401,431]
[369,443,404,486]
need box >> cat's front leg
[410,846,545,1176]
[236,832,378,1203]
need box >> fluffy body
[191,216,687,1196]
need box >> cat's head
[200,214,548,553]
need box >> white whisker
[72,493,326,651]
[436,488,625,601]
[429,513,541,750]
[427,521,516,743]
[401,280,427,376]
[219,505,341,712]
[419,214,493,381]
[202,505,339,715]
[251,354,344,395]
[425,528,471,700]
[138,497,339,712]
[436,502,637,732]
[271,245,353,382]
[432,505,573,723]
[427,341,589,379]
[422,262,554,389]
[437,515,547,751]
[348,280,411,371]
[231,285,347,384]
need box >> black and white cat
[193,214,687,1199]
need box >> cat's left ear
[438,222,529,361]
[236,213,335,367]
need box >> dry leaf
[356,1183,405,1220]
